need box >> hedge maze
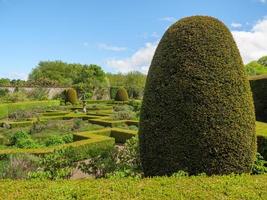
[0,100,138,157]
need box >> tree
[258,56,267,67]
[245,61,267,76]
[73,64,109,99]
[139,16,256,177]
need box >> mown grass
[256,121,267,137]
[0,174,266,199]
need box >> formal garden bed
[1,15,267,200]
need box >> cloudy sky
[0,0,267,79]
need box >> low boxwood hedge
[111,128,137,143]
[0,175,266,199]
[0,131,115,158]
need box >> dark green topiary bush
[115,88,129,101]
[249,75,267,122]
[139,16,256,177]
[66,88,78,105]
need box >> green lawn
[0,175,266,199]
[256,121,267,137]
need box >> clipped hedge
[255,121,267,160]
[0,100,60,119]
[115,87,129,101]
[0,131,114,158]
[139,16,256,176]
[249,75,267,122]
[0,175,267,199]
[88,119,126,127]
[111,128,137,143]
[66,88,78,105]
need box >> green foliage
[10,131,31,146]
[245,61,267,76]
[73,64,109,99]
[66,88,78,105]
[139,16,256,176]
[79,136,141,178]
[1,174,267,199]
[112,111,135,120]
[8,110,40,121]
[28,148,77,180]
[44,134,73,147]
[0,100,60,119]
[249,75,267,122]
[0,154,39,179]
[28,61,109,98]
[115,87,129,101]
[112,105,135,120]
[1,91,29,103]
[10,131,38,149]
[27,88,49,100]
[44,135,65,147]
[252,153,267,175]
[258,56,267,67]
[0,88,9,97]
[0,78,11,86]
[107,71,146,99]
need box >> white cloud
[232,17,267,63]
[231,22,242,28]
[106,16,267,73]
[106,42,158,73]
[97,43,127,52]
[160,16,176,22]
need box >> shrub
[110,87,119,99]
[8,110,39,121]
[112,111,135,120]
[10,131,39,149]
[28,148,77,180]
[66,88,78,105]
[15,138,39,149]
[113,105,133,112]
[115,87,129,101]
[29,119,46,134]
[0,88,9,97]
[79,136,141,178]
[258,56,267,67]
[0,154,39,179]
[139,16,256,176]
[245,61,267,76]
[27,88,49,100]
[44,135,65,147]
[249,75,267,122]
[252,153,267,175]
[3,91,28,103]
[10,131,31,146]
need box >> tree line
[0,61,147,99]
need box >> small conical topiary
[139,16,256,177]
[66,88,78,105]
[115,87,129,101]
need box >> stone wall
[0,87,111,100]
[0,87,68,99]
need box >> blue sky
[0,0,267,79]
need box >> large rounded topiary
[115,87,129,101]
[66,88,78,105]
[139,16,256,176]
